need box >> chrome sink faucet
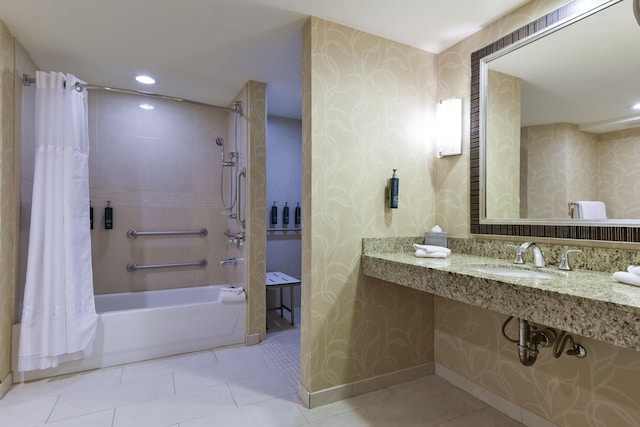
[514,242,546,267]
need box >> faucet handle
[514,252,525,264]
[559,249,582,271]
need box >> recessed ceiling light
[631,102,640,110]
[135,75,156,85]
[139,103,154,110]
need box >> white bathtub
[12,285,246,382]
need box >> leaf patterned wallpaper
[302,0,640,424]
[301,17,438,393]
[596,128,640,219]
[486,70,521,219]
[523,123,598,219]
[0,21,16,383]
[435,1,640,425]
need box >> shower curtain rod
[22,74,243,116]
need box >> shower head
[215,137,224,147]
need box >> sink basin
[471,266,558,280]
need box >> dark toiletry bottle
[105,201,113,229]
[271,201,278,225]
[294,202,301,227]
[388,169,399,209]
[283,202,290,225]
[90,201,94,230]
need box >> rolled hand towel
[613,271,640,287]
[627,266,640,276]
[415,248,448,259]
[412,243,451,256]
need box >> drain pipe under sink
[518,318,541,366]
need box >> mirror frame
[470,0,640,243]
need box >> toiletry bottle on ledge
[283,202,290,225]
[294,202,301,227]
[271,201,278,225]
[105,201,113,229]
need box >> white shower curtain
[18,71,97,372]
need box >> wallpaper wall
[0,20,16,385]
[241,80,267,341]
[522,123,598,219]
[301,17,437,393]
[597,127,640,219]
[435,297,640,426]
[435,0,572,237]
[518,123,640,221]
[486,70,520,219]
[434,1,640,426]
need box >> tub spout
[219,258,238,267]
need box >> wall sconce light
[436,98,462,158]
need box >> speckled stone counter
[361,250,640,351]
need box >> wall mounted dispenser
[388,169,399,209]
[271,201,278,225]
[283,202,290,225]
[105,201,113,230]
[294,202,301,226]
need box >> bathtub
[12,285,246,382]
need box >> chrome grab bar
[127,228,208,239]
[127,259,207,272]
[236,168,246,229]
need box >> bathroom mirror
[471,0,640,242]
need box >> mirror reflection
[482,0,640,222]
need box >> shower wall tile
[85,90,231,294]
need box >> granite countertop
[361,252,640,351]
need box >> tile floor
[0,311,524,427]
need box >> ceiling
[0,0,531,119]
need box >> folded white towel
[627,266,640,276]
[415,249,448,259]
[613,271,640,287]
[218,291,246,302]
[574,201,607,220]
[412,243,451,256]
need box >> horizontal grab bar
[127,259,207,272]
[127,228,208,239]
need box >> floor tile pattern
[0,315,524,426]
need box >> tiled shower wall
[87,91,232,294]
[19,89,235,298]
